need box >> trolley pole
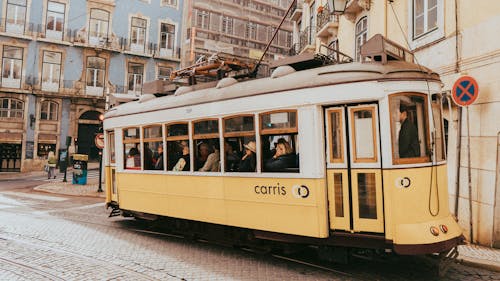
[97,150,103,192]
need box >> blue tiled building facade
[0,0,183,172]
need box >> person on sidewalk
[47,151,57,179]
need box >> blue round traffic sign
[452,76,479,107]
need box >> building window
[89,9,110,45]
[161,0,177,6]
[41,51,61,92]
[46,1,65,40]
[128,63,144,95]
[40,100,58,121]
[221,16,233,35]
[413,0,437,38]
[157,66,172,80]
[246,22,257,40]
[0,98,23,118]
[408,0,443,49]
[159,23,175,57]
[1,46,23,89]
[196,10,209,29]
[130,17,147,52]
[86,57,105,96]
[6,0,27,34]
[355,17,368,62]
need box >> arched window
[40,100,58,120]
[355,17,368,62]
[0,98,23,118]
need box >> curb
[459,257,500,272]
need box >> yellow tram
[103,39,463,258]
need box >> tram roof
[105,61,440,119]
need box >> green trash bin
[72,154,88,185]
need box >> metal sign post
[451,75,479,244]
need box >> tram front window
[389,93,430,164]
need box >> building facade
[290,0,500,247]
[181,0,293,75]
[0,0,183,172]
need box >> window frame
[412,0,438,40]
[127,62,144,94]
[350,106,378,163]
[389,92,431,165]
[142,124,163,171]
[123,127,142,170]
[326,108,345,164]
[192,118,220,140]
[259,109,298,136]
[40,100,58,121]
[86,56,106,89]
[407,0,443,49]
[1,45,23,89]
[166,122,190,171]
[159,22,175,51]
[107,130,116,164]
[46,1,65,39]
[130,17,147,50]
[88,8,110,41]
[41,50,62,91]
[6,0,27,34]
[355,16,368,62]
[223,114,256,173]
[0,97,24,119]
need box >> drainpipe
[455,0,460,73]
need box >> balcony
[299,26,316,53]
[290,0,303,21]
[35,24,75,44]
[0,18,37,39]
[316,6,339,38]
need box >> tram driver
[397,104,420,158]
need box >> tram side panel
[114,172,329,238]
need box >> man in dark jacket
[398,104,420,158]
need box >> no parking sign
[452,76,479,107]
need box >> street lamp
[97,113,104,193]
[327,0,348,15]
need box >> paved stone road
[0,189,498,281]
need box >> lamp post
[97,113,104,193]
[327,0,348,15]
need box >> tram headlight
[439,224,448,234]
[430,226,440,236]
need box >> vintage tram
[103,37,463,260]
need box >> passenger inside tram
[197,141,220,172]
[125,147,141,169]
[238,141,256,172]
[224,141,240,172]
[264,138,298,172]
[172,141,190,171]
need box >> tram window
[260,110,299,173]
[143,125,163,170]
[431,94,446,162]
[223,115,255,172]
[389,93,430,164]
[351,108,377,162]
[193,119,220,172]
[123,127,141,170]
[107,131,115,164]
[328,109,344,163]
[166,123,190,171]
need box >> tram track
[0,256,66,281]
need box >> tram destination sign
[452,76,479,107]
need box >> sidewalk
[2,167,499,272]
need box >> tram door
[325,105,384,233]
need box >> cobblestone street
[0,188,498,280]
